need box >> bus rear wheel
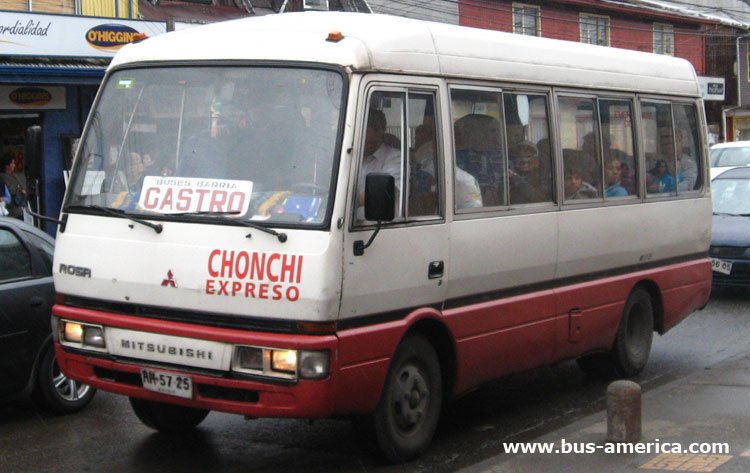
[577,288,654,378]
[129,397,209,433]
[368,335,442,463]
[612,288,654,377]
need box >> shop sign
[0,11,167,58]
[698,76,725,101]
[0,85,65,110]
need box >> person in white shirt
[357,109,402,220]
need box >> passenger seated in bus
[110,151,150,209]
[509,140,549,204]
[564,164,598,200]
[357,108,401,219]
[675,131,698,191]
[619,160,635,195]
[604,156,629,197]
[580,132,602,189]
[646,159,676,193]
[453,114,504,206]
[413,123,481,211]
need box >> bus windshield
[66,66,344,226]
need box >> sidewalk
[460,352,750,473]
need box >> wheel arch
[632,279,664,334]
[403,317,457,400]
[24,335,54,394]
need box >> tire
[129,397,209,433]
[31,344,96,415]
[612,288,654,377]
[370,335,442,463]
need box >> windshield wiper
[66,205,163,234]
[169,211,287,243]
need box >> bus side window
[505,93,553,205]
[673,104,701,192]
[356,91,405,223]
[450,88,504,210]
[559,96,602,201]
[600,99,636,198]
[409,92,440,217]
[642,101,677,196]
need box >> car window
[712,178,750,215]
[711,147,750,168]
[0,228,32,281]
[23,230,54,273]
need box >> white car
[710,140,750,180]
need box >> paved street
[3,291,750,473]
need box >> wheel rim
[390,364,430,435]
[51,357,91,402]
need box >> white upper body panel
[111,12,699,97]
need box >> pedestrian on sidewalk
[0,153,28,220]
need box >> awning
[0,57,108,85]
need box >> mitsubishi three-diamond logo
[161,270,177,288]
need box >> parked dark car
[709,167,750,289]
[0,216,95,413]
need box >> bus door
[340,86,448,330]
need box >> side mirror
[354,173,396,256]
[364,173,395,222]
[25,125,42,180]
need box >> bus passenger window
[673,104,701,192]
[559,96,601,202]
[450,88,504,209]
[642,101,676,196]
[600,99,636,197]
[505,93,553,205]
[355,91,406,223]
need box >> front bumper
[711,258,750,288]
[52,305,340,418]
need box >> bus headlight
[232,346,329,380]
[271,349,297,374]
[63,321,84,343]
[59,320,107,350]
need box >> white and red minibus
[47,12,711,462]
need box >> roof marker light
[326,31,344,43]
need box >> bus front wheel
[129,397,209,433]
[612,288,654,377]
[369,335,442,463]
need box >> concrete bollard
[606,380,641,443]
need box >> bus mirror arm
[353,221,382,256]
[25,203,64,227]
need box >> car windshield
[712,177,750,215]
[66,66,344,226]
[710,146,750,168]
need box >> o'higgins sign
[86,24,140,52]
[0,85,64,110]
[0,11,168,58]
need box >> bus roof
[111,12,700,97]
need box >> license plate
[140,368,193,399]
[711,258,733,276]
